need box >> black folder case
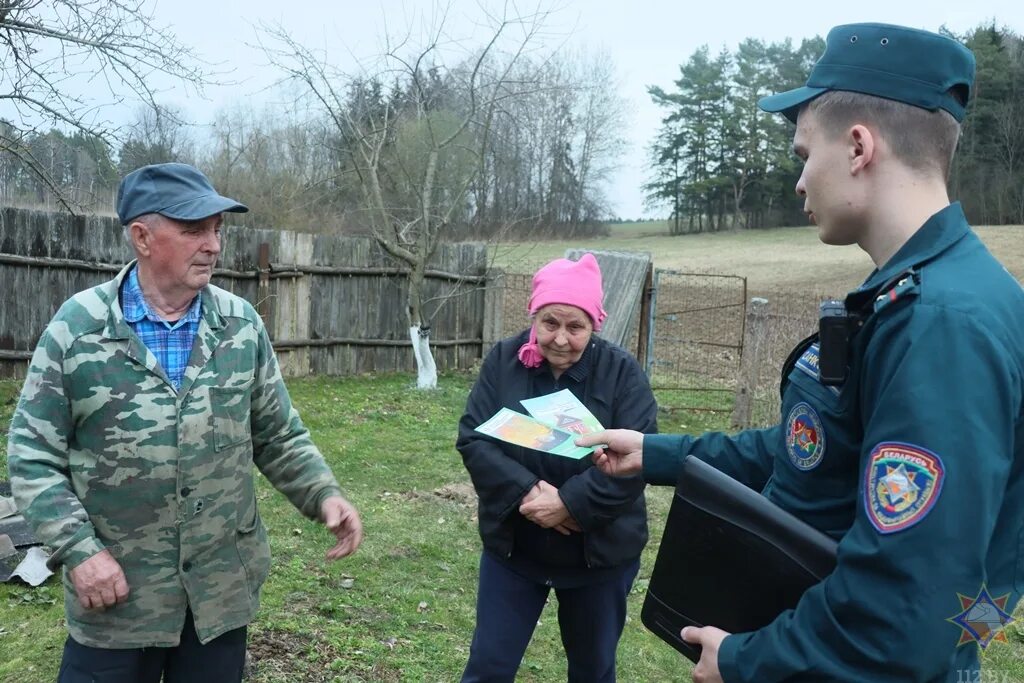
[641,456,839,663]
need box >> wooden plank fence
[0,207,492,380]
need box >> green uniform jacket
[644,204,1024,682]
[7,263,343,648]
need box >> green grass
[1,375,1022,682]
[0,376,694,682]
[607,220,672,238]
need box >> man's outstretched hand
[321,495,364,560]
[576,429,645,477]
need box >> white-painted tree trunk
[410,325,438,389]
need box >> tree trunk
[410,325,438,389]
[407,248,438,390]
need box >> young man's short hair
[804,90,963,180]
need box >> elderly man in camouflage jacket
[7,163,363,683]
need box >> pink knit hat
[517,253,607,368]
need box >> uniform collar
[858,202,969,293]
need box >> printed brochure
[475,390,604,459]
[475,408,592,459]
[520,388,604,435]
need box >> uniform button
[182,561,192,572]
[181,487,191,497]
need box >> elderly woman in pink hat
[457,253,657,682]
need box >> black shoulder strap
[846,267,921,321]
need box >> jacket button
[181,487,191,497]
[182,561,192,572]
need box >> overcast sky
[145,0,1023,219]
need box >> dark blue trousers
[56,609,246,683]
[461,552,640,683]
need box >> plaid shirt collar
[122,266,202,329]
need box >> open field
[493,220,1024,296]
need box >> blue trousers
[461,552,640,683]
[56,609,246,683]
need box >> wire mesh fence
[495,272,533,339]
[740,289,835,427]
[644,271,747,412]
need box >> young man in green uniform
[579,23,1024,683]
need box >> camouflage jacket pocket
[235,499,271,597]
[211,383,252,451]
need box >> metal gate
[643,270,747,411]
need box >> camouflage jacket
[7,262,343,647]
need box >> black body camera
[818,300,849,386]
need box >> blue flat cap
[116,162,249,225]
[759,23,975,123]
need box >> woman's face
[533,304,593,374]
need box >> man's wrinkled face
[138,213,223,296]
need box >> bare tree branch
[256,3,626,387]
[0,0,209,210]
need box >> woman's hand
[519,480,580,535]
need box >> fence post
[636,262,654,367]
[732,297,769,429]
[482,268,506,358]
[257,242,271,329]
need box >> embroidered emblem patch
[947,586,1015,649]
[785,402,825,470]
[864,442,944,533]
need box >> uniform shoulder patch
[794,343,820,380]
[864,442,944,534]
[793,342,840,394]
[785,402,825,470]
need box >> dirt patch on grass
[386,545,420,559]
[402,483,477,508]
[246,629,340,682]
[247,628,405,682]
[429,483,477,507]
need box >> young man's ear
[848,124,876,175]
